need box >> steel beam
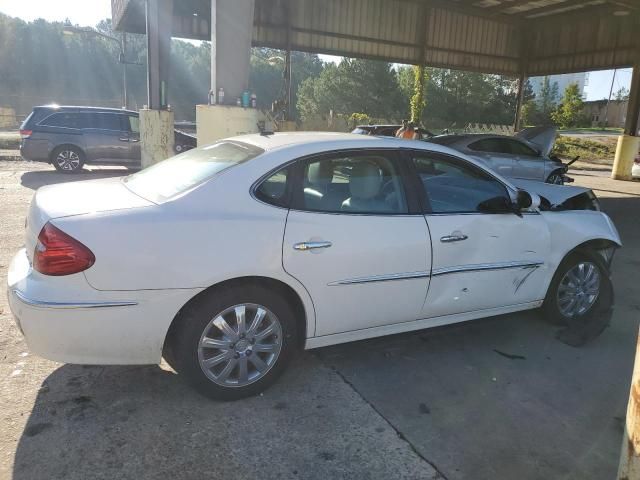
[145,0,172,110]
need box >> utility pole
[604,69,618,128]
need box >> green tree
[615,86,630,101]
[296,58,404,120]
[551,83,584,128]
[410,65,427,123]
[537,77,560,125]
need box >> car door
[407,150,551,319]
[506,139,545,181]
[466,137,514,177]
[282,149,431,337]
[80,112,132,162]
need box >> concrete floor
[1,161,639,480]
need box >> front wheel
[52,146,84,172]
[168,285,298,401]
[542,252,611,325]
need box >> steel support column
[145,0,172,110]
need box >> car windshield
[123,141,263,203]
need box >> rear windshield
[123,141,263,203]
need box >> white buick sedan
[8,133,621,400]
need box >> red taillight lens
[19,129,32,139]
[33,222,95,276]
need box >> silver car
[427,127,568,184]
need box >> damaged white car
[8,133,621,400]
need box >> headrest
[349,162,383,199]
[307,161,334,187]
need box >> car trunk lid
[25,177,152,264]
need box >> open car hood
[515,126,557,157]
[511,179,597,210]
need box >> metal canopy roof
[112,0,640,76]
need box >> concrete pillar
[617,328,640,479]
[140,0,174,166]
[196,105,261,146]
[197,0,259,145]
[140,109,175,167]
[612,64,640,180]
[213,0,255,104]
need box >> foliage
[535,77,560,125]
[348,113,372,128]
[615,86,630,102]
[0,14,322,121]
[409,65,427,124]
[553,135,617,162]
[297,58,405,121]
[551,83,586,129]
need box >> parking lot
[1,159,639,480]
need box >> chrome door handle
[293,241,332,251]
[118,137,130,142]
[440,234,468,243]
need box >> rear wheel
[168,285,298,401]
[543,252,611,325]
[52,146,84,172]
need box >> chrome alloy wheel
[55,150,81,171]
[197,304,283,387]
[557,261,601,318]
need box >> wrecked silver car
[427,126,571,185]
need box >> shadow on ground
[20,168,133,190]
[12,354,438,480]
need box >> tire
[51,146,85,173]
[542,251,612,326]
[168,285,298,401]
[546,171,564,185]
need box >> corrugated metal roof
[115,0,640,76]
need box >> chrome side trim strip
[432,261,543,277]
[328,271,431,286]
[328,261,543,286]
[12,290,138,309]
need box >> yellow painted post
[613,64,640,181]
[618,328,640,480]
[611,135,640,181]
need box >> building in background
[582,99,627,128]
[530,73,588,103]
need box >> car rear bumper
[7,248,202,365]
[20,139,50,162]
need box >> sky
[0,0,631,102]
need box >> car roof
[33,105,137,115]
[227,132,517,189]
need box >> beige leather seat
[341,162,391,213]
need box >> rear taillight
[19,129,32,139]
[33,222,95,276]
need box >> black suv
[19,105,196,172]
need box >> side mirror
[515,190,541,212]
[516,190,532,209]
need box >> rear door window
[40,112,80,129]
[469,138,510,154]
